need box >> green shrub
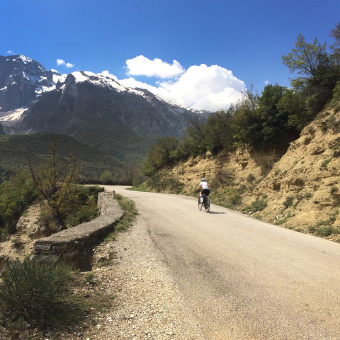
[247,174,256,183]
[0,258,73,325]
[320,158,332,169]
[316,226,338,237]
[283,196,294,209]
[0,172,38,239]
[224,187,242,206]
[244,198,267,213]
[99,170,113,183]
[39,185,103,229]
[84,272,95,284]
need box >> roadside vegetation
[0,137,137,337]
[0,138,105,240]
[0,258,75,328]
[0,191,138,338]
[104,193,138,241]
[138,23,340,242]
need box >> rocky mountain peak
[0,55,61,112]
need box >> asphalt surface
[108,186,340,339]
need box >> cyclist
[197,178,210,203]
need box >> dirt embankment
[164,108,340,242]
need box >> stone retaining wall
[32,191,124,270]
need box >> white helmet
[201,178,206,181]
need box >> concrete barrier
[32,191,124,271]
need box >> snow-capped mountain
[0,55,208,161]
[19,70,205,139]
[0,55,63,114]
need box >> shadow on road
[207,211,226,215]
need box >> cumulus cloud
[100,70,119,82]
[57,59,74,68]
[125,55,185,78]
[264,80,270,85]
[7,50,14,55]
[119,77,154,90]
[120,62,245,112]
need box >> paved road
[108,186,340,339]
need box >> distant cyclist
[197,178,210,201]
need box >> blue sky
[1,0,339,111]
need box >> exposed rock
[16,203,51,239]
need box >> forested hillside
[0,133,126,184]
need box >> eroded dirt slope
[165,108,340,242]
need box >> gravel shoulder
[84,214,204,339]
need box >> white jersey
[199,181,209,190]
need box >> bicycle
[198,193,210,213]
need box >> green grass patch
[105,194,138,241]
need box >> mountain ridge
[0,55,208,162]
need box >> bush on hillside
[142,136,180,176]
[0,258,73,326]
[243,198,267,213]
[39,185,103,230]
[203,108,235,154]
[0,171,38,239]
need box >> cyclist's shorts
[202,189,210,196]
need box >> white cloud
[100,70,119,82]
[120,77,154,90]
[264,80,270,85]
[125,55,185,79]
[57,59,74,68]
[7,50,14,55]
[120,62,245,112]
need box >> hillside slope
[0,133,125,183]
[157,107,340,242]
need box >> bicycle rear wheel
[205,198,210,213]
[198,198,203,211]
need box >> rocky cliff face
[0,55,58,112]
